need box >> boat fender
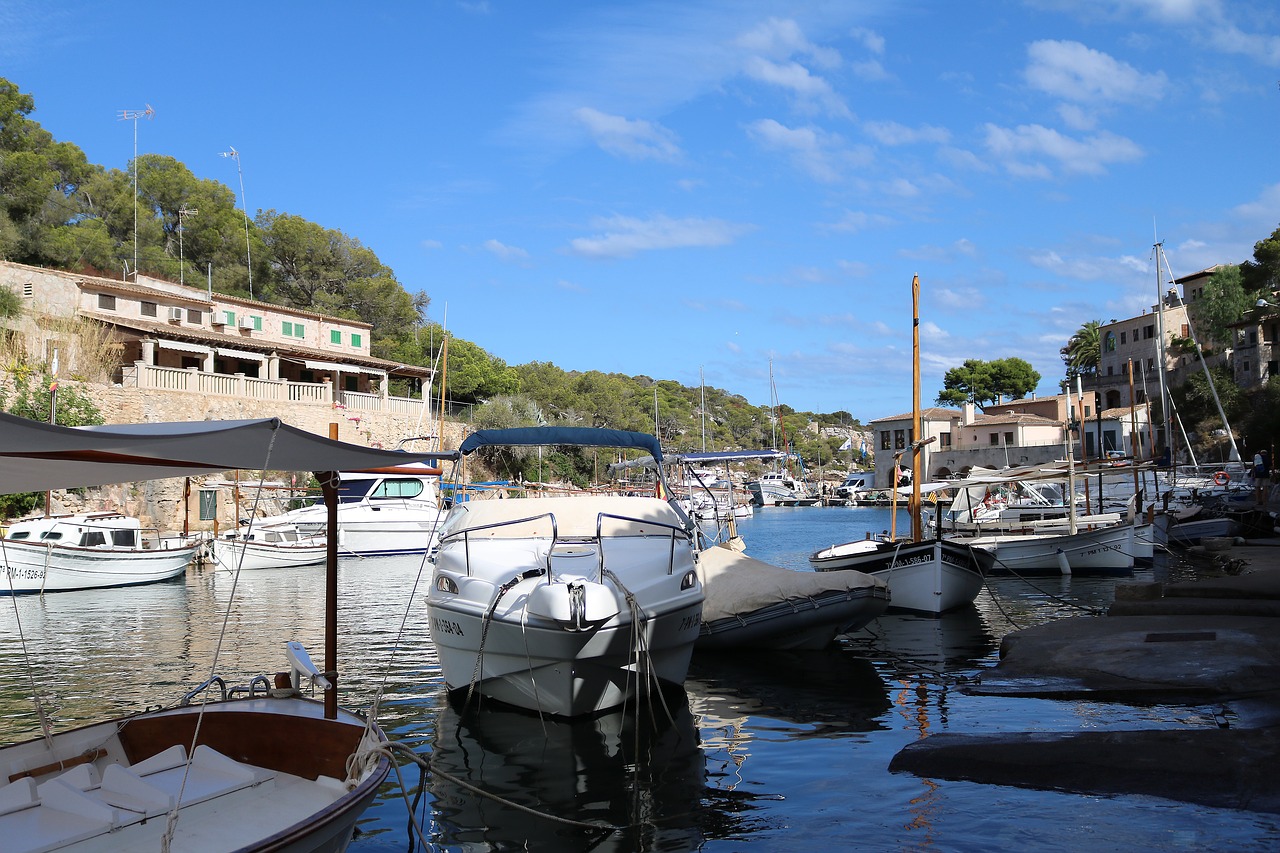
[1213,471,1230,486]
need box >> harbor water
[2,506,1278,851]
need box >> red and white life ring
[1213,470,1230,486]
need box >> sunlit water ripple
[2,506,1276,851]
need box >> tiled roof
[870,407,959,424]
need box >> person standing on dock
[1252,449,1270,505]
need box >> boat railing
[440,511,560,577]
[180,675,228,705]
[596,512,688,576]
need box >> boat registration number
[431,617,465,637]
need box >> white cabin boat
[427,428,704,717]
[1,512,198,594]
[810,537,990,615]
[269,462,446,556]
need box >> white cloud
[742,56,851,117]
[822,210,894,233]
[745,118,870,183]
[1232,182,1280,225]
[483,239,530,261]
[849,26,885,55]
[1208,24,1280,66]
[736,18,851,116]
[557,279,588,293]
[862,120,951,146]
[568,214,753,259]
[574,107,682,162]
[983,123,1144,176]
[420,239,443,251]
[736,17,841,69]
[1025,40,1168,104]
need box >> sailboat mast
[1152,239,1173,464]
[910,274,923,542]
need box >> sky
[2,1,1279,423]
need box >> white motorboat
[0,412,460,852]
[207,521,327,571]
[696,540,889,650]
[427,427,705,717]
[809,537,990,615]
[1,511,198,594]
[747,471,819,506]
[268,461,447,556]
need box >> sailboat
[0,413,453,852]
[810,275,990,615]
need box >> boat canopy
[0,411,453,495]
[458,427,664,461]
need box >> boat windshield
[336,477,426,503]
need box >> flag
[859,441,867,457]
[838,437,852,452]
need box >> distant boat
[427,427,705,717]
[747,471,819,507]
[207,521,327,571]
[0,511,198,594]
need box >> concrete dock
[890,524,1280,813]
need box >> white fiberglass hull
[428,597,703,717]
[0,696,390,853]
[427,495,704,717]
[280,506,442,556]
[0,540,197,594]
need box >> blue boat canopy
[458,427,664,461]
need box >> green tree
[989,357,1040,401]
[0,375,104,517]
[936,359,996,407]
[1239,224,1280,294]
[1194,265,1252,350]
[1060,320,1100,384]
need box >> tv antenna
[117,105,155,277]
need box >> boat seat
[139,744,273,807]
[0,778,37,817]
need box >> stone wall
[7,378,470,534]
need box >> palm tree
[1061,319,1100,383]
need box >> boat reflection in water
[427,685,704,851]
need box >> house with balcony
[1228,294,1280,390]
[0,261,434,416]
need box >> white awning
[303,359,349,373]
[157,339,211,355]
[217,347,266,362]
[303,359,384,377]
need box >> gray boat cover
[697,542,885,623]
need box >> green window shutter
[351,333,362,348]
[330,329,342,344]
[199,489,218,521]
[283,320,294,336]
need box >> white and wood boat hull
[0,540,197,594]
[810,538,988,615]
[209,538,328,571]
[0,696,390,853]
[962,523,1136,575]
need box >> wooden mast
[910,273,923,542]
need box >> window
[1118,331,1126,346]
[894,429,906,450]
[1181,324,1190,337]
[880,431,891,450]
[1004,431,1014,445]
[1143,324,1155,339]
[222,310,235,326]
[989,433,999,446]
[283,321,294,336]
[141,301,157,317]
[292,322,305,338]
[1249,331,1258,345]
[939,432,952,448]
[351,333,362,348]
[1147,358,1156,373]
[22,282,33,298]
[248,315,262,330]
[371,479,424,499]
[199,490,218,521]
[1269,361,1278,377]
[98,293,116,310]
[1084,406,1091,418]
[187,309,202,324]
[330,330,342,345]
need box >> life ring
[1213,471,1229,486]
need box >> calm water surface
[2,506,1277,851]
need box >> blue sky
[3,1,1278,422]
